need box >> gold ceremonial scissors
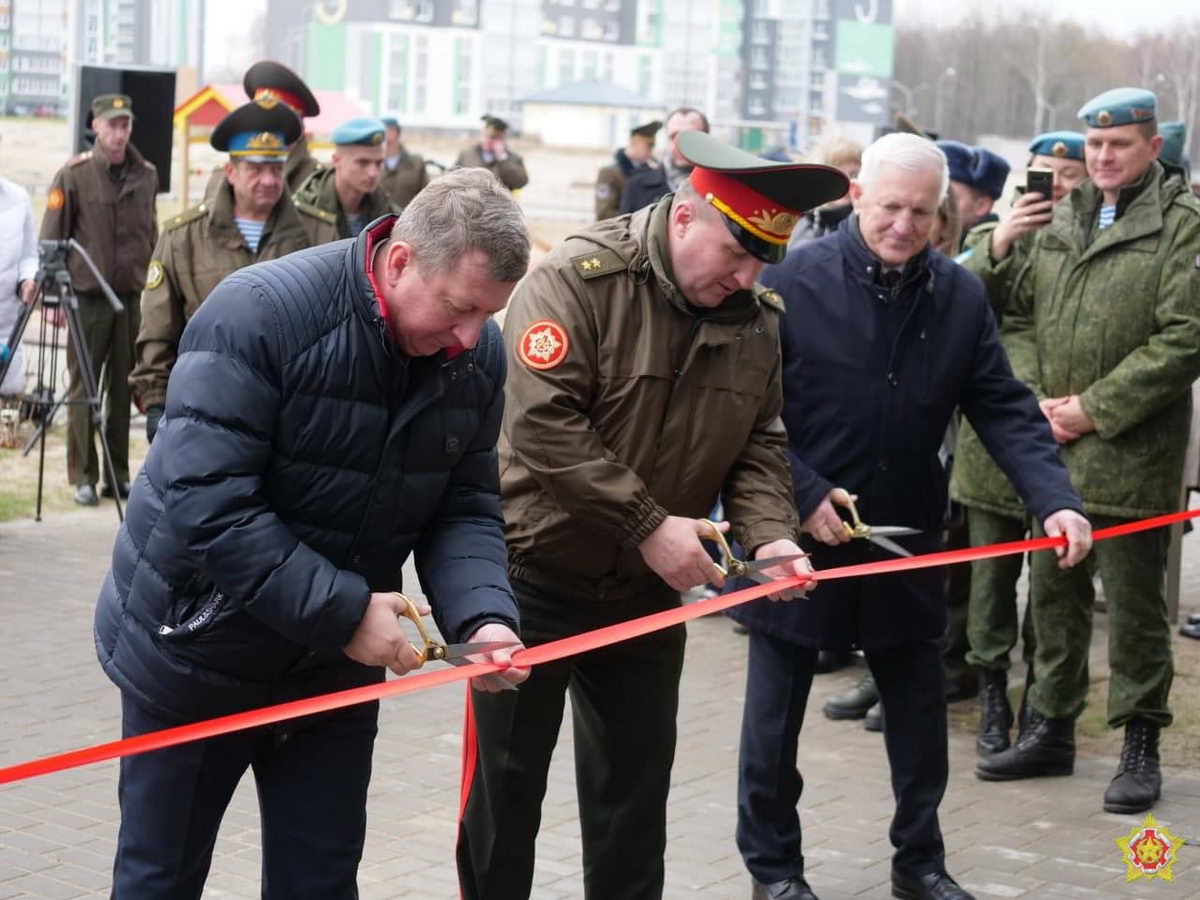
[394,592,519,666]
[829,488,920,558]
[699,519,808,583]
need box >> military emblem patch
[47,188,65,210]
[518,319,569,371]
[596,183,611,198]
[145,260,164,290]
[1116,813,1182,882]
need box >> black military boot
[976,669,1012,756]
[975,709,1074,780]
[1103,719,1162,813]
[823,672,878,720]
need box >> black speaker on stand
[72,65,176,193]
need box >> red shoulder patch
[518,319,570,370]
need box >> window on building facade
[452,0,477,26]
[387,33,409,114]
[414,35,428,113]
[453,37,471,115]
[558,47,574,84]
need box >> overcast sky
[204,0,1189,76]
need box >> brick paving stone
[1,510,1199,898]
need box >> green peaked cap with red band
[677,130,850,264]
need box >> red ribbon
[0,508,1195,787]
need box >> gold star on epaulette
[581,258,601,271]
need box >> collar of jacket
[313,167,391,232]
[840,213,932,288]
[89,141,145,183]
[207,178,305,252]
[638,195,763,325]
[1060,162,1170,254]
[614,148,655,178]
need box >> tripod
[0,239,124,523]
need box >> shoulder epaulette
[756,287,785,312]
[67,151,92,168]
[294,199,336,224]
[570,247,626,279]
[142,159,157,172]
[164,203,209,231]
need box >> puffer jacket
[95,216,518,723]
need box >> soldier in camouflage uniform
[951,131,1089,757]
[454,115,529,192]
[977,89,1200,816]
[129,100,313,440]
[378,116,430,210]
[293,118,397,245]
[40,93,158,506]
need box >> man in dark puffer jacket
[94,167,531,898]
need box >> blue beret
[1078,87,1156,129]
[1159,120,1187,166]
[937,140,1010,199]
[1028,131,1085,162]
[331,116,386,147]
[380,115,400,130]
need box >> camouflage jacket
[500,198,799,598]
[1002,162,1200,517]
[949,218,1035,518]
[454,144,528,191]
[128,180,312,409]
[379,148,430,210]
[292,167,397,245]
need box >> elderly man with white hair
[728,133,1093,900]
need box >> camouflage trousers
[1028,516,1172,729]
[964,507,1034,672]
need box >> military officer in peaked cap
[40,92,158,506]
[129,99,312,440]
[595,119,661,220]
[378,114,431,210]
[293,116,397,245]
[951,129,1088,758]
[455,114,529,192]
[457,130,847,900]
[243,59,322,191]
[979,88,1200,816]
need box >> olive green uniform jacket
[500,198,801,599]
[379,148,430,209]
[1002,162,1200,518]
[454,144,529,191]
[128,181,312,409]
[39,144,158,294]
[292,166,397,245]
[949,219,1031,520]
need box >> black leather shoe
[975,709,1074,780]
[752,876,818,900]
[977,669,1012,756]
[73,484,99,507]
[823,672,878,720]
[1103,719,1162,813]
[892,870,974,899]
[863,700,883,732]
[815,649,851,673]
[99,481,131,499]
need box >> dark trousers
[942,508,975,688]
[457,578,686,900]
[111,693,378,899]
[737,631,947,882]
[66,290,138,486]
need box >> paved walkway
[1,508,1198,898]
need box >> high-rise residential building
[6,0,68,116]
[70,0,203,70]
[259,0,891,149]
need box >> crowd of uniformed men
[6,52,1198,900]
